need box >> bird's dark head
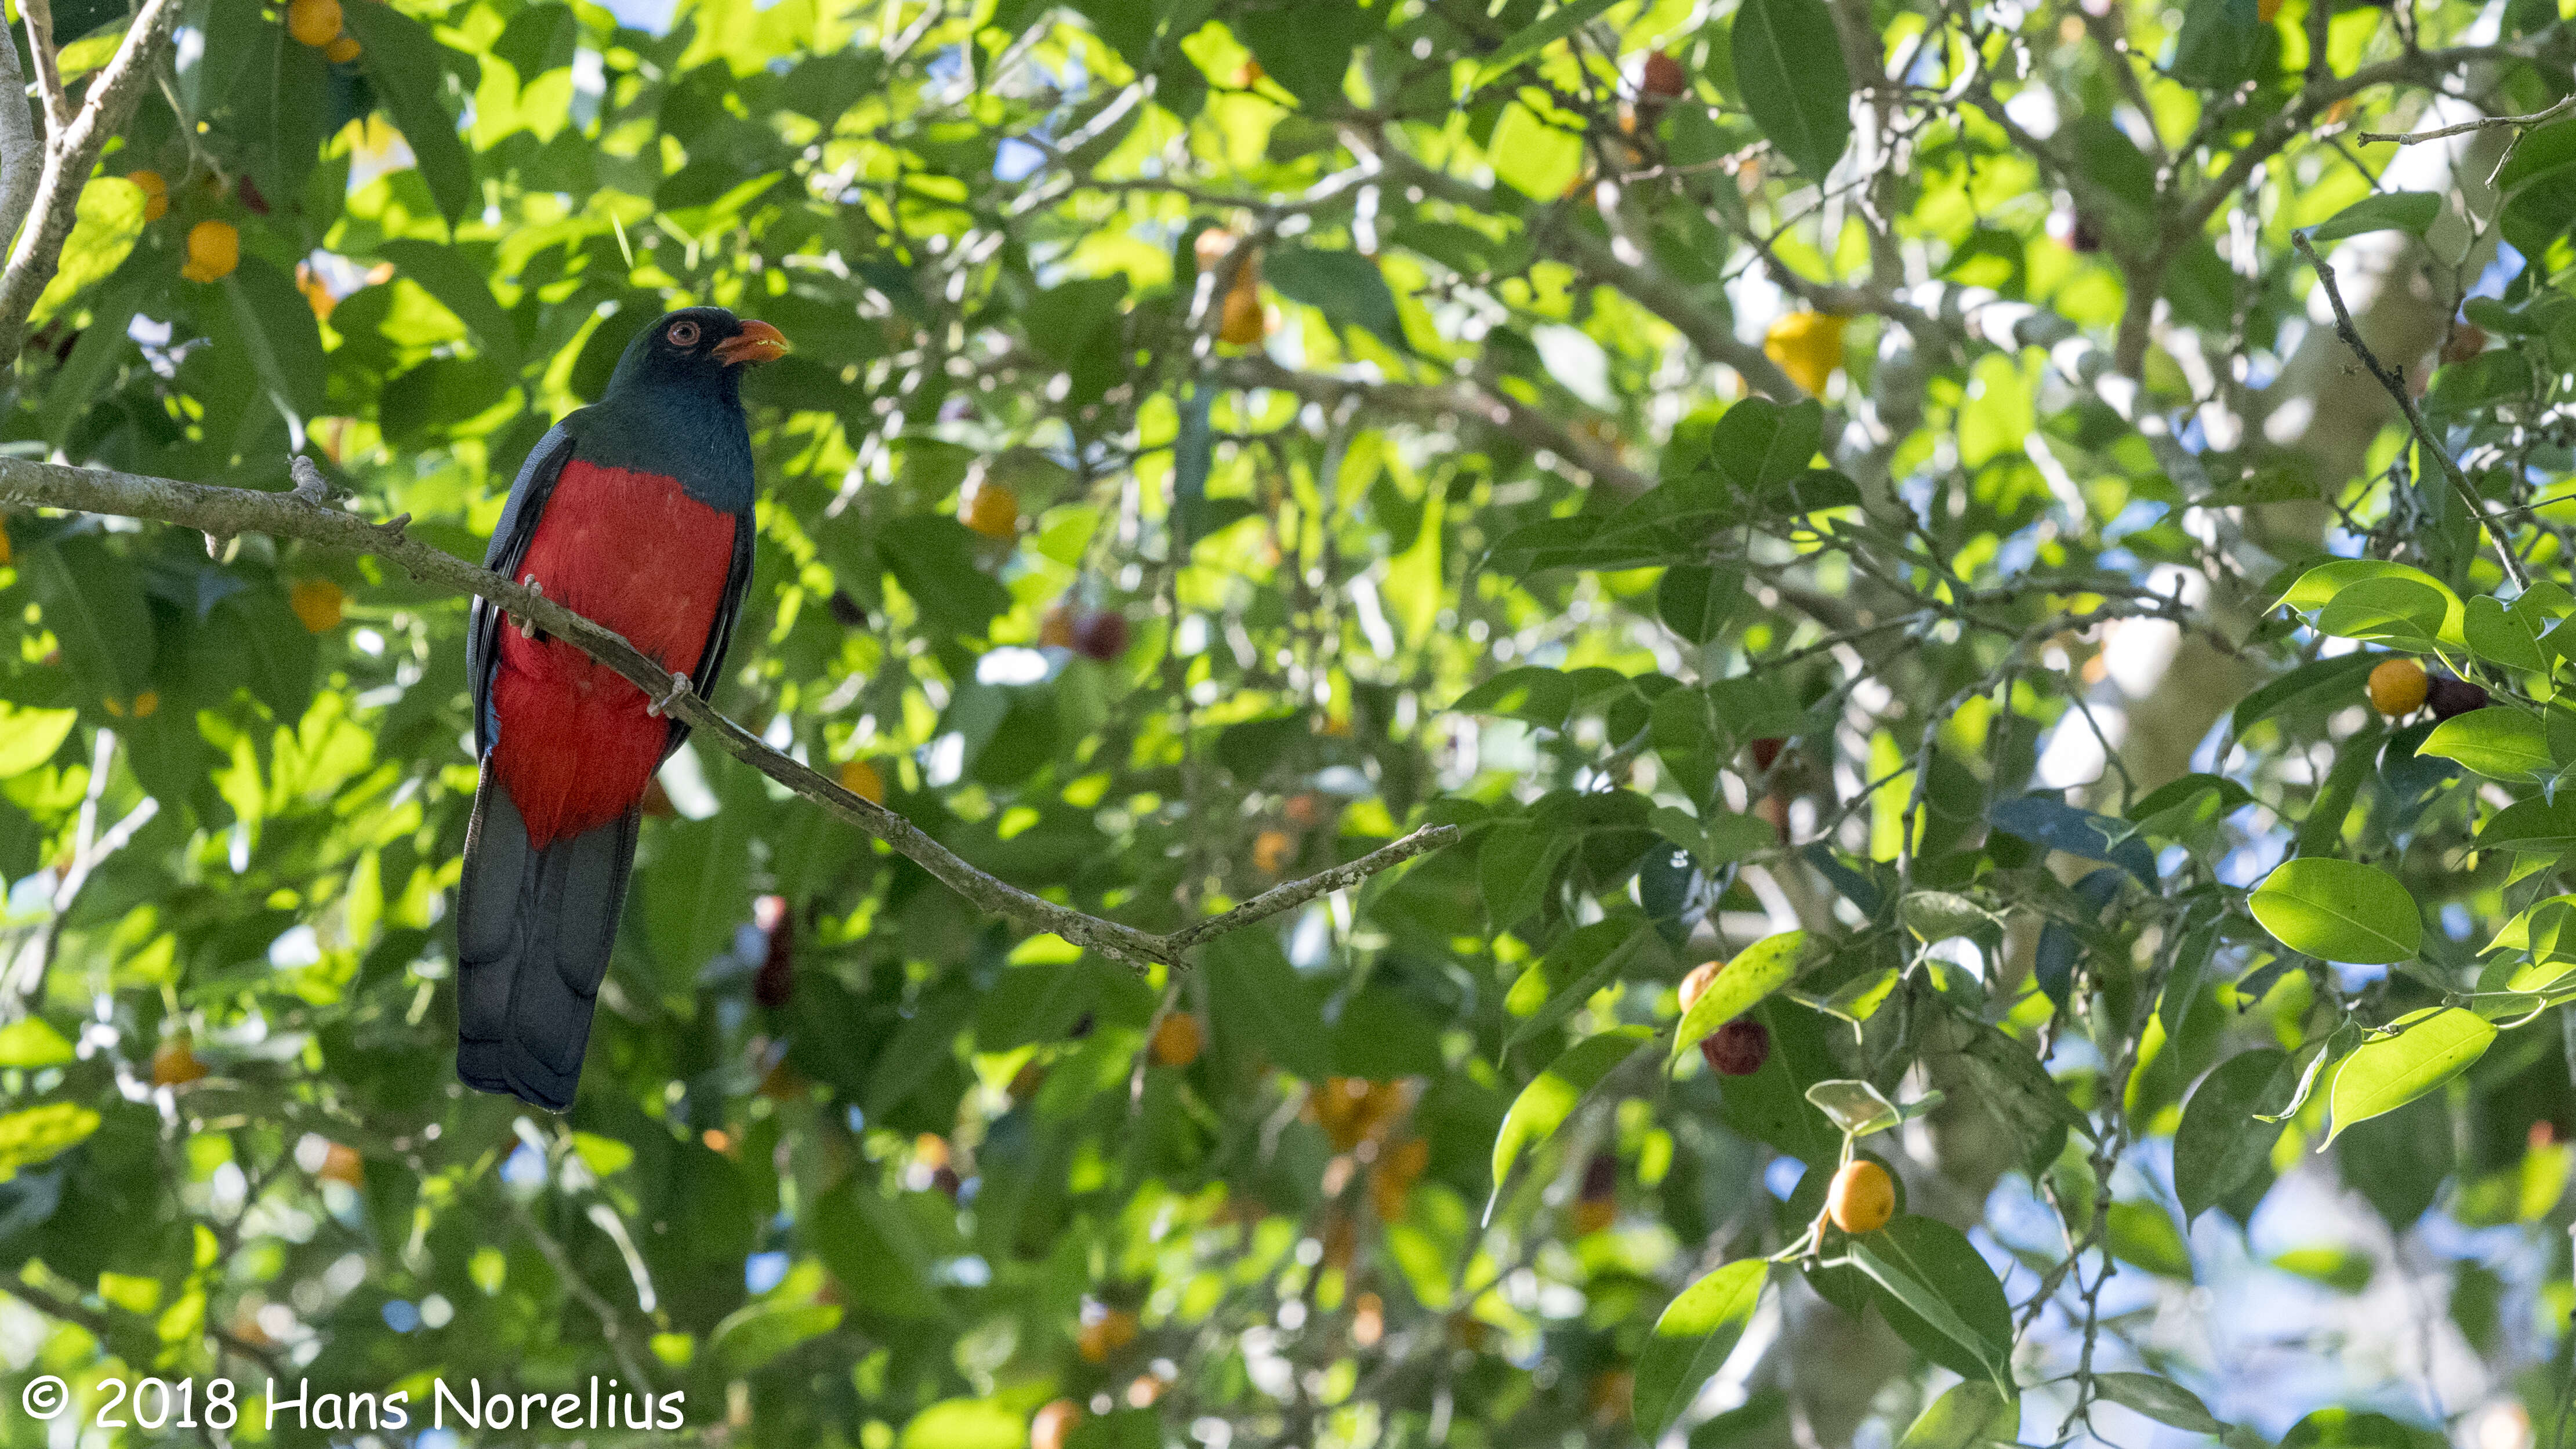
[604,307,789,403]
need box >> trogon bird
[456,307,786,1112]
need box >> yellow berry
[839,758,886,803]
[1763,311,1846,397]
[181,219,240,283]
[325,33,361,63]
[131,691,159,719]
[1076,1309,1139,1364]
[1150,1014,1204,1069]
[152,1036,208,1087]
[962,482,1018,540]
[1253,828,1294,874]
[128,169,169,221]
[2367,658,2429,716]
[289,578,344,633]
[1220,275,1267,346]
[286,0,343,48]
[1827,1159,1896,1234]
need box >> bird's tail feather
[455,770,639,1113]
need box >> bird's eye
[667,320,701,348]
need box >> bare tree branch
[2360,93,2576,145]
[2291,229,2530,591]
[19,0,69,136]
[0,19,39,257]
[0,0,180,368]
[0,455,1458,971]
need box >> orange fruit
[2367,659,2429,716]
[1194,227,1236,270]
[295,260,336,322]
[2258,0,2283,20]
[0,520,10,565]
[1220,275,1267,345]
[1076,1308,1140,1364]
[1253,828,1294,874]
[130,691,159,719]
[1032,1399,1082,1449]
[1352,1291,1385,1348]
[839,758,886,803]
[129,169,169,221]
[151,1036,209,1086]
[1587,1368,1633,1424]
[1150,1013,1203,1068]
[181,219,240,283]
[318,1142,364,1187]
[1369,1135,1428,1219]
[1039,601,1077,648]
[1826,1159,1895,1233]
[1571,1199,1616,1236]
[289,578,344,632]
[325,33,361,62]
[1763,312,1845,396]
[1124,1375,1166,1408]
[963,482,1019,539]
[285,0,342,47]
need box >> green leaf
[2324,1007,2495,1145]
[342,1,476,226]
[2313,576,2452,651]
[811,1180,946,1321]
[24,536,154,697]
[2249,858,2422,964]
[2173,1048,2290,1221]
[1656,565,1746,645]
[2477,791,2576,856]
[1231,0,1373,110]
[1267,246,1409,353]
[1730,0,1852,176]
[1897,1379,2018,1449]
[2418,707,2550,780]
[378,238,524,373]
[1452,666,1576,726]
[0,1103,100,1179]
[1487,101,1585,200]
[1670,931,1814,1066]
[898,1399,1024,1449]
[0,1019,73,1070]
[1803,1079,1938,1138]
[2274,560,2464,645]
[0,704,77,778]
[2229,653,2383,742]
[1471,0,1621,88]
[2464,595,2548,673]
[225,256,328,420]
[28,177,144,329]
[2307,191,2444,242]
[1487,1027,1650,1215]
[1631,1259,1765,1435]
[1845,1216,2012,1386]
[1900,890,1993,943]
[2094,1374,2227,1435]
[710,1301,843,1373]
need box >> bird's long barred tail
[455,771,639,1113]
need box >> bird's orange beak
[714,319,788,366]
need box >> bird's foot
[648,674,692,718]
[513,578,545,640]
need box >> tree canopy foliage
[3,0,2576,1444]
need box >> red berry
[1748,738,1786,772]
[1580,1153,1617,1200]
[1701,1019,1770,1076]
[754,907,795,1008]
[238,176,270,216]
[1641,51,1686,99]
[1072,610,1130,662]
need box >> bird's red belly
[492,460,738,848]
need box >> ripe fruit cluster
[2366,658,2487,720]
[286,0,363,62]
[1677,959,1770,1076]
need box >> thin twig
[2359,93,2576,145]
[2290,230,2530,590]
[0,0,181,366]
[19,0,69,135]
[0,455,1457,971]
